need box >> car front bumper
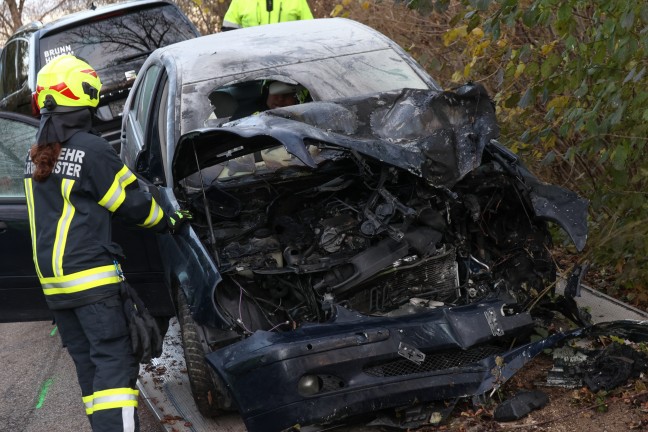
[206,299,536,431]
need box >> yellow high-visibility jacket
[24,131,168,310]
[222,0,313,30]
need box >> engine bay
[181,149,555,334]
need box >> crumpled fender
[486,141,589,251]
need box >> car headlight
[297,375,322,396]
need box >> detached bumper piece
[206,299,534,431]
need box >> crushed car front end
[207,299,534,431]
[169,85,589,429]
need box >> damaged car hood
[173,86,498,188]
[173,85,588,251]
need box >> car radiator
[348,246,460,313]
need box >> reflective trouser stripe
[98,165,137,212]
[122,406,137,432]
[83,394,93,415]
[52,179,76,277]
[91,388,139,413]
[40,265,121,295]
[24,178,43,279]
[83,388,139,414]
[138,199,164,228]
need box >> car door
[0,112,49,322]
[121,63,164,175]
[0,111,174,322]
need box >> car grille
[364,345,503,378]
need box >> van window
[0,40,29,98]
[37,5,196,70]
[18,40,29,91]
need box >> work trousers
[53,294,140,432]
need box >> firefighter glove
[120,282,163,364]
[168,209,193,234]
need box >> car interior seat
[209,90,239,120]
[229,81,268,120]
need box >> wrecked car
[120,18,590,431]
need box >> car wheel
[177,289,232,416]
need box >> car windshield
[182,48,432,134]
[38,5,196,75]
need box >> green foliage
[327,0,648,302]
[595,391,609,413]
[407,0,448,14]
[442,0,648,300]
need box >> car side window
[133,64,162,131]
[0,117,37,197]
[156,78,170,179]
[0,41,18,99]
[143,73,169,185]
[0,48,4,98]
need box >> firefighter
[221,0,313,31]
[24,54,190,432]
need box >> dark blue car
[120,18,589,431]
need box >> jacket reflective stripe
[98,165,137,212]
[83,388,139,414]
[222,19,241,28]
[53,179,76,277]
[40,265,121,295]
[138,199,164,228]
[23,178,43,279]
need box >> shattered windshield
[176,86,499,188]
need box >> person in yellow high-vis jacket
[24,55,190,432]
[221,0,313,31]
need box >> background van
[0,0,199,150]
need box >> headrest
[268,81,301,95]
[209,91,238,118]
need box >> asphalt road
[0,321,162,432]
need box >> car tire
[177,289,232,416]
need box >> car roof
[6,21,42,41]
[154,18,430,86]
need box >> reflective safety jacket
[222,0,313,30]
[24,131,168,310]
